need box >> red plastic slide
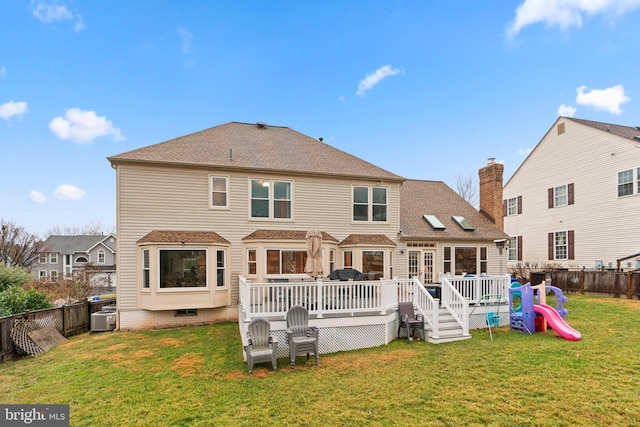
[533,304,582,341]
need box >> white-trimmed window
[49,270,58,282]
[266,249,307,275]
[554,231,568,260]
[548,184,574,208]
[554,185,567,207]
[508,236,518,261]
[216,249,226,287]
[159,249,207,288]
[49,253,58,264]
[618,169,634,197]
[343,250,353,269]
[506,197,521,216]
[142,248,150,288]
[329,249,335,273]
[443,246,487,275]
[210,175,229,208]
[250,179,292,219]
[98,250,105,264]
[247,249,257,275]
[39,254,47,264]
[362,250,384,280]
[353,186,387,222]
[39,270,47,280]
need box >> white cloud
[506,0,640,38]
[356,65,401,97]
[54,184,85,200]
[518,147,533,156]
[0,101,29,120]
[30,190,47,203]
[0,66,6,78]
[32,2,84,32]
[557,103,577,117]
[178,27,193,53]
[576,84,629,114]
[49,108,125,143]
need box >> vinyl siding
[115,163,401,311]
[504,118,640,270]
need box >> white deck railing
[238,275,509,339]
[239,276,398,320]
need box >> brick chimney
[479,158,504,230]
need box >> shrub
[0,264,32,292]
[0,286,52,316]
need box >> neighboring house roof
[41,235,115,254]
[107,121,404,182]
[568,117,640,141]
[242,230,339,243]
[506,117,640,186]
[399,180,509,241]
[137,230,230,245]
[339,234,396,246]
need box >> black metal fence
[0,299,115,364]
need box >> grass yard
[1,295,639,426]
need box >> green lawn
[1,295,639,426]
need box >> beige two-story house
[504,117,640,271]
[108,121,509,330]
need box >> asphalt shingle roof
[399,180,509,241]
[242,230,338,242]
[108,122,404,181]
[567,117,640,141]
[137,230,230,245]
[42,235,115,254]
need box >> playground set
[508,280,581,341]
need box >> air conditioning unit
[91,311,116,332]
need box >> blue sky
[1,1,639,236]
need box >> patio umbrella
[304,230,323,278]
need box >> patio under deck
[238,275,511,359]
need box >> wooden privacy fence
[549,271,640,299]
[0,299,115,364]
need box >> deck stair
[424,307,471,344]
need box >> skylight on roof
[423,214,446,230]
[452,216,475,231]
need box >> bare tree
[46,220,113,236]
[454,174,479,207]
[0,220,42,269]
[509,261,561,285]
[25,263,111,304]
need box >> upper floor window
[505,196,522,216]
[554,185,567,207]
[210,176,229,208]
[353,186,387,222]
[250,179,292,219]
[39,254,47,264]
[49,253,58,264]
[98,250,105,264]
[548,183,574,208]
[618,169,634,197]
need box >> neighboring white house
[33,234,117,289]
[107,121,509,330]
[503,117,640,271]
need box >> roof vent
[256,122,267,129]
[635,126,640,131]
